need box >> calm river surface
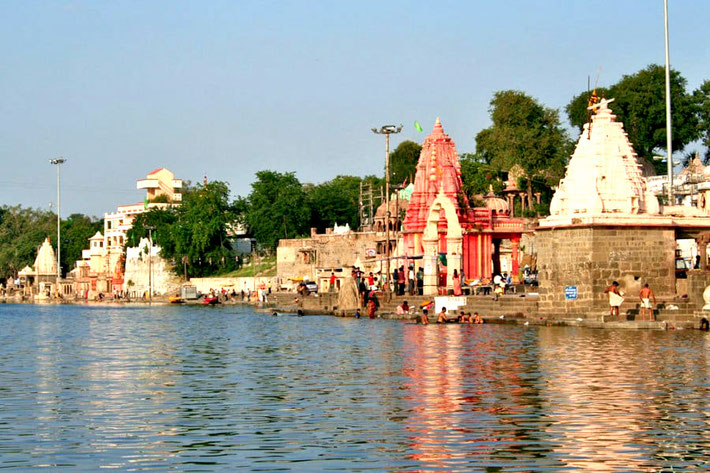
[0,304,709,472]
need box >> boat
[203,296,220,305]
[169,296,186,304]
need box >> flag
[144,198,148,210]
[414,121,423,132]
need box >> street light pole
[372,125,402,296]
[664,0,674,204]
[145,225,155,304]
[49,157,67,296]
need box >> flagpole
[664,0,674,204]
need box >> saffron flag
[414,121,423,132]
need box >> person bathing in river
[367,290,379,319]
[473,312,484,324]
[414,308,429,325]
[437,307,449,324]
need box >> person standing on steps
[416,267,424,295]
[603,281,623,318]
[397,266,406,296]
[639,283,656,321]
[452,269,462,296]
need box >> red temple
[401,119,525,293]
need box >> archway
[422,192,462,296]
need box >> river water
[0,304,708,472]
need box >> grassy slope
[219,255,276,278]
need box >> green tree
[459,153,505,206]
[306,175,362,233]
[389,140,422,187]
[245,171,310,250]
[0,205,55,277]
[126,208,177,251]
[125,181,238,278]
[565,87,611,133]
[694,79,710,159]
[566,65,700,173]
[60,213,103,275]
[476,90,572,215]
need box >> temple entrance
[422,193,462,296]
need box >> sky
[1,0,709,218]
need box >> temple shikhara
[276,119,529,295]
[537,97,710,319]
[544,99,659,222]
[400,118,525,295]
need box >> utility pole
[372,125,402,296]
[664,0,674,204]
[49,157,67,296]
[145,225,155,304]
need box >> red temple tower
[402,119,525,294]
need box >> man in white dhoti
[603,281,623,317]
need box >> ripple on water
[0,304,708,471]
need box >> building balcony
[136,178,160,190]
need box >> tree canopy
[694,79,710,159]
[475,90,572,215]
[306,175,362,233]
[126,181,238,277]
[566,65,700,173]
[0,206,101,278]
[244,171,310,250]
[458,153,505,206]
[389,140,422,187]
[60,213,104,276]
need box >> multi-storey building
[72,168,182,296]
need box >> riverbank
[2,290,707,330]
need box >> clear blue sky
[1,0,708,217]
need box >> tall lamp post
[49,157,67,296]
[371,124,402,297]
[145,225,155,304]
[663,0,674,204]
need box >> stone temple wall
[277,232,380,281]
[537,226,675,319]
[124,238,182,296]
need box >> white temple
[541,98,665,227]
[33,237,57,281]
[551,98,658,216]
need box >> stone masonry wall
[537,226,675,319]
[277,232,380,282]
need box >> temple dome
[484,192,509,214]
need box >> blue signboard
[564,286,578,300]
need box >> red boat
[203,296,220,305]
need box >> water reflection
[0,304,708,471]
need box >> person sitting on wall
[397,300,410,316]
